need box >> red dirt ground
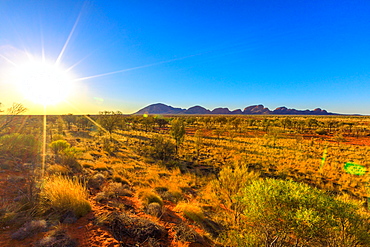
[0,168,211,246]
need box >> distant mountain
[134,103,185,115]
[211,108,231,114]
[243,105,271,114]
[134,103,336,115]
[185,106,211,114]
[272,107,329,115]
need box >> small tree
[148,134,176,161]
[170,118,186,153]
[98,111,123,137]
[211,165,259,227]
[63,114,76,130]
[0,103,27,134]
[155,117,169,129]
[194,129,203,158]
[141,115,155,132]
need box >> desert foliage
[39,176,91,217]
[2,113,370,246]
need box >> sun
[13,60,75,106]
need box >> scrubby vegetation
[1,113,370,246]
[38,175,91,217]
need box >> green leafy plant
[49,140,70,156]
[170,118,186,153]
[147,134,176,161]
[0,133,40,163]
[238,178,370,246]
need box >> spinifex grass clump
[174,202,205,223]
[39,176,91,217]
[138,189,164,207]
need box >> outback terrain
[1,112,370,246]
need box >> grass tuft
[174,202,205,223]
[39,176,91,217]
[138,189,163,207]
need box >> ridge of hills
[134,103,337,115]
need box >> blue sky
[0,0,370,114]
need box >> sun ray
[74,53,200,81]
[40,25,45,63]
[64,100,110,134]
[25,50,35,62]
[0,54,18,67]
[42,106,46,177]
[66,51,96,72]
[55,11,82,66]
[15,115,30,133]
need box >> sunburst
[12,59,75,106]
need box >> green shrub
[147,135,176,161]
[49,140,70,155]
[51,134,65,142]
[238,178,370,246]
[0,133,40,162]
[210,164,259,228]
[60,147,81,171]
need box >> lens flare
[344,162,366,175]
[13,60,75,106]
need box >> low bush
[98,212,168,244]
[11,220,47,240]
[96,182,132,202]
[60,147,82,171]
[146,134,176,161]
[0,133,40,163]
[49,140,70,155]
[174,222,205,243]
[87,173,106,190]
[47,164,70,175]
[238,178,370,246]
[316,128,328,135]
[36,226,77,247]
[145,202,163,218]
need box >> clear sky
[0,0,370,115]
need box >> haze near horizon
[0,1,369,115]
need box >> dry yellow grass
[39,175,91,217]
[174,202,204,223]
